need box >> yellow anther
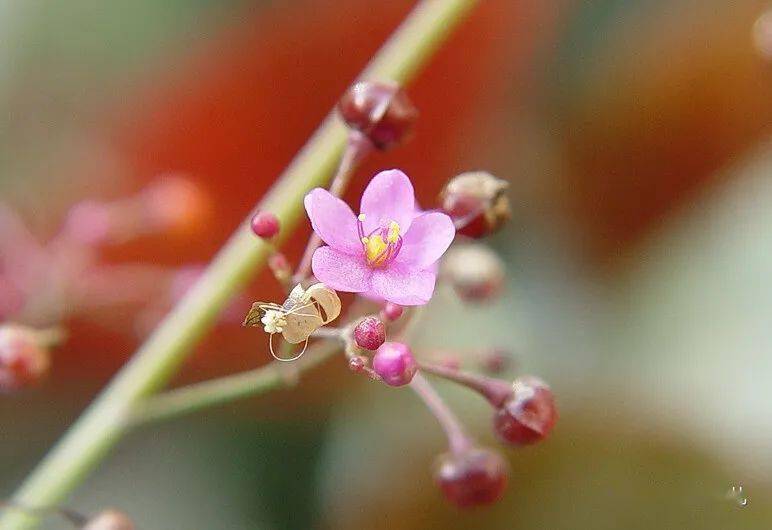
[358,213,366,221]
[361,237,369,244]
[387,221,400,243]
[364,235,388,266]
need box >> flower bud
[0,325,50,393]
[494,376,556,446]
[82,509,135,530]
[434,447,508,508]
[353,317,386,350]
[372,342,417,387]
[380,302,403,322]
[338,82,418,150]
[441,171,510,238]
[268,253,292,284]
[442,244,504,303]
[250,211,280,239]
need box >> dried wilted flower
[244,283,341,360]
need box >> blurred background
[1,0,772,528]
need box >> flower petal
[395,211,455,269]
[360,169,416,234]
[370,264,436,305]
[311,246,372,293]
[304,188,361,254]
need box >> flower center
[358,214,402,267]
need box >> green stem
[0,1,480,527]
[129,339,341,427]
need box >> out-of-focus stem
[129,340,341,427]
[410,372,472,454]
[0,2,481,528]
[293,131,373,284]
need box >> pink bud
[381,302,404,322]
[353,317,386,350]
[372,342,417,387]
[0,325,50,393]
[250,211,280,239]
[62,201,113,245]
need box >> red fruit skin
[443,194,488,239]
[494,377,557,446]
[250,211,280,238]
[353,317,386,351]
[434,448,509,508]
[338,82,417,150]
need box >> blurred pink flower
[306,169,455,305]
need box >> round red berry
[353,317,386,350]
[494,376,557,446]
[250,211,280,239]
[338,82,418,150]
[434,447,508,508]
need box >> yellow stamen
[387,220,400,243]
[358,213,366,221]
[365,235,388,265]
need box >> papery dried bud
[142,175,208,235]
[0,325,50,393]
[441,171,510,238]
[82,509,135,530]
[442,244,505,303]
[380,302,404,322]
[250,211,280,239]
[353,317,386,350]
[372,342,417,386]
[338,82,418,150]
[494,376,557,446]
[434,447,509,508]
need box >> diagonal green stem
[0,1,480,528]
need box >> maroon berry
[434,448,509,508]
[372,342,417,387]
[440,171,510,238]
[381,302,404,322]
[338,82,418,150]
[251,211,280,239]
[82,509,135,530]
[353,317,386,350]
[494,376,557,446]
[0,325,50,393]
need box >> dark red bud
[338,82,418,150]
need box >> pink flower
[305,169,455,305]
